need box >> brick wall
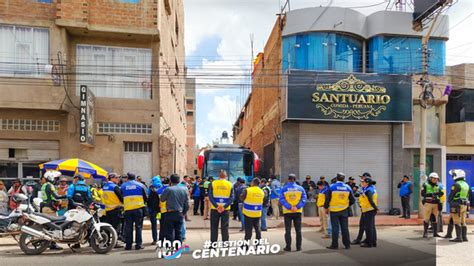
[57,0,158,29]
[0,0,56,22]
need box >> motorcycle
[19,202,117,255]
[0,193,34,241]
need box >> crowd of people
[0,167,471,253]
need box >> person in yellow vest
[279,174,307,252]
[91,183,103,203]
[421,172,443,238]
[316,181,330,238]
[208,170,233,244]
[447,169,471,242]
[240,178,265,244]
[120,172,147,250]
[358,177,378,248]
[324,173,355,250]
[102,173,124,248]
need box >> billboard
[286,71,412,122]
[79,85,95,147]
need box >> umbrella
[39,158,108,180]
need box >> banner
[286,71,412,122]
[79,85,95,147]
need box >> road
[0,226,471,266]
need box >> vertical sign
[79,85,95,146]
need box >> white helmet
[449,169,466,180]
[428,172,439,179]
[44,170,61,182]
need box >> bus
[197,144,260,184]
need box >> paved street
[1,225,469,266]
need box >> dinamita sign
[286,71,412,122]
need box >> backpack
[388,208,401,215]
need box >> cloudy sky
[184,0,474,147]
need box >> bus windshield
[205,152,253,183]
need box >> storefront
[280,71,412,212]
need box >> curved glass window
[367,36,445,75]
[282,32,362,73]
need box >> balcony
[446,122,474,146]
[55,0,159,37]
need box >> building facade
[185,77,197,176]
[233,7,450,212]
[0,0,187,184]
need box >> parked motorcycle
[19,202,117,255]
[0,193,34,240]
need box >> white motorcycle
[0,194,34,240]
[19,202,117,255]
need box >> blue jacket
[399,181,412,197]
[279,182,307,210]
[67,180,92,201]
[148,176,162,195]
[157,184,169,196]
[192,182,201,197]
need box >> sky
[184,0,474,148]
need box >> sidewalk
[143,214,474,230]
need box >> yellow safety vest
[210,179,233,210]
[242,186,265,218]
[329,182,350,212]
[102,182,122,211]
[359,187,378,213]
[317,192,326,207]
[122,181,146,211]
[282,188,303,214]
[160,200,167,214]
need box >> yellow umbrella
[39,158,108,180]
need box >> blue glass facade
[368,36,446,75]
[282,33,362,73]
[282,32,446,75]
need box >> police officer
[67,174,92,206]
[259,178,271,231]
[241,178,265,244]
[280,174,307,252]
[41,170,66,250]
[316,181,330,238]
[421,172,443,238]
[208,170,233,244]
[447,169,471,242]
[325,172,355,250]
[358,177,378,248]
[102,173,124,248]
[121,172,147,250]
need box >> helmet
[429,172,440,179]
[335,172,345,180]
[449,169,466,180]
[44,170,61,182]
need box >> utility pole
[417,1,450,218]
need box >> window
[446,89,474,123]
[282,32,362,73]
[367,36,445,75]
[76,45,152,99]
[186,111,193,117]
[124,142,152,152]
[186,99,194,105]
[0,25,49,77]
[0,119,59,132]
[97,122,152,134]
[164,0,172,15]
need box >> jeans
[210,209,229,243]
[181,217,186,240]
[244,215,261,241]
[327,213,332,235]
[284,213,302,250]
[193,196,202,215]
[261,206,268,230]
[330,209,350,248]
[238,203,245,229]
[161,211,184,244]
[401,196,411,218]
[149,209,158,242]
[124,208,144,248]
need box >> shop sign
[79,85,95,147]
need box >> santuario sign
[286,71,412,122]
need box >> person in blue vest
[120,172,148,250]
[67,174,92,207]
[324,172,355,250]
[279,174,307,252]
[192,176,203,215]
[147,175,162,245]
[397,175,413,219]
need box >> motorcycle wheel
[90,226,117,254]
[19,226,50,255]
